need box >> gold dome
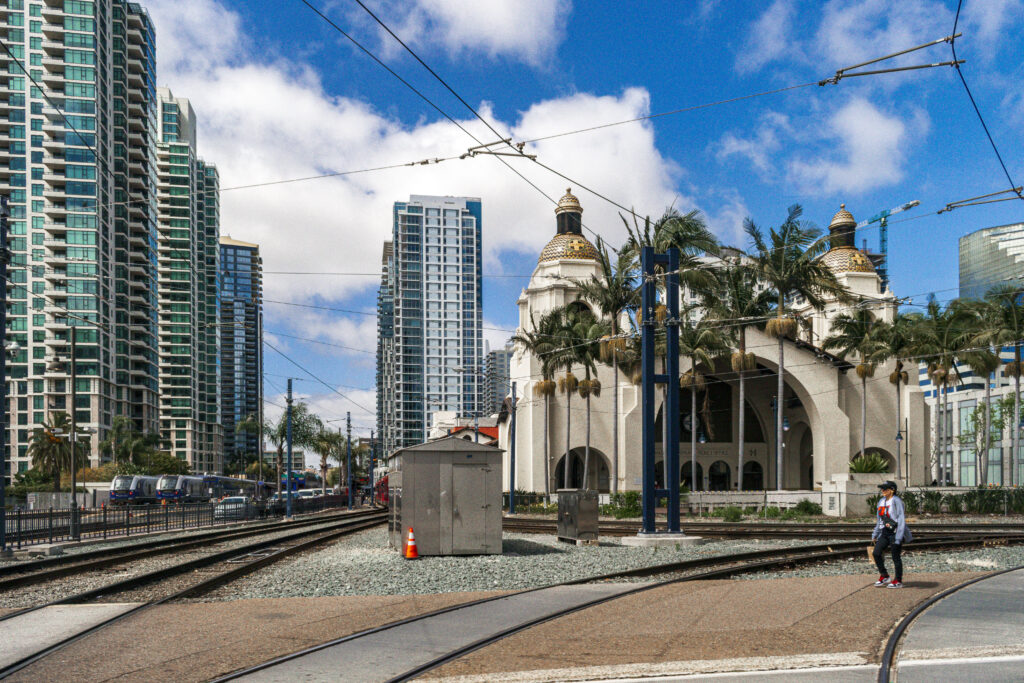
[820,246,876,274]
[555,188,583,216]
[829,203,856,230]
[538,233,600,263]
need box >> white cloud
[787,98,924,194]
[372,0,572,67]
[735,0,797,74]
[704,189,752,248]
[483,319,514,356]
[714,112,790,174]
[961,0,1024,61]
[147,0,681,310]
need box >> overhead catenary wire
[264,337,375,415]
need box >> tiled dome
[538,233,600,263]
[820,246,876,273]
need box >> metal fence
[2,494,355,550]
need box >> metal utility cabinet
[388,435,503,555]
[557,488,599,544]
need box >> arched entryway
[852,447,896,474]
[709,460,731,491]
[681,461,704,491]
[553,448,611,492]
[742,461,764,490]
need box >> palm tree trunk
[738,370,745,491]
[276,445,283,491]
[861,372,867,466]
[981,380,991,486]
[932,384,940,485]
[612,354,619,495]
[321,456,328,496]
[1015,360,1021,487]
[941,383,948,485]
[894,374,902,484]
[691,372,698,492]
[583,393,591,489]
[543,393,551,500]
[776,334,784,490]
[564,389,572,489]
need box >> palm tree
[621,207,720,295]
[879,312,920,483]
[701,256,774,489]
[512,309,566,499]
[263,402,323,491]
[678,314,729,491]
[567,311,608,489]
[745,205,849,489]
[99,415,137,464]
[915,297,966,485]
[29,413,71,492]
[313,429,341,496]
[573,237,638,495]
[973,283,1024,487]
[823,310,890,469]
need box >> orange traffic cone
[404,527,419,559]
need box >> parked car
[214,496,254,520]
[296,490,318,499]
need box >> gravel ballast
[198,529,845,601]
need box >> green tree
[701,256,774,489]
[823,309,890,470]
[573,237,638,494]
[678,313,729,491]
[565,309,608,489]
[745,205,849,489]
[958,298,1001,485]
[263,402,323,487]
[879,312,920,482]
[313,428,342,495]
[28,413,70,492]
[235,413,262,477]
[972,283,1024,486]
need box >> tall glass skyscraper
[156,88,222,473]
[377,195,482,454]
[219,237,262,471]
[1,1,163,476]
[483,341,513,416]
[960,223,1024,300]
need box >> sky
[143,0,1024,454]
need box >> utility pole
[369,429,375,506]
[509,381,517,515]
[0,195,9,556]
[286,379,293,519]
[346,412,352,510]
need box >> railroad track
[0,508,381,590]
[211,533,1024,682]
[0,510,387,680]
[502,517,1024,539]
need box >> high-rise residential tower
[959,223,1024,300]
[155,88,222,473]
[483,340,513,416]
[1,1,162,476]
[376,241,395,454]
[377,195,483,453]
[219,237,262,472]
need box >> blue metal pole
[640,246,656,534]
[346,412,353,510]
[286,379,293,518]
[665,248,681,533]
[510,381,517,515]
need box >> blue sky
[144,0,1024,452]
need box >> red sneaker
[887,581,903,589]
[874,576,891,587]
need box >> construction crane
[855,199,920,291]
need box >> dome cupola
[538,188,599,263]
[821,204,876,274]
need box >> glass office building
[219,237,262,473]
[377,195,483,453]
[959,223,1024,300]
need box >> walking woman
[871,480,913,588]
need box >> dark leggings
[873,533,903,582]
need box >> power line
[219,156,461,192]
[266,329,375,355]
[950,1,1022,201]
[264,337,375,415]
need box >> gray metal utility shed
[388,436,503,555]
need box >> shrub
[608,491,642,519]
[763,506,782,518]
[901,490,919,514]
[742,506,758,515]
[794,499,823,516]
[713,505,743,522]
[922,490,944,513]
[850,452,890,473]
[780,507,802,520]
[1010,489,1024,514]
[866,493,882,515]
[944,493,964,514]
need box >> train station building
[498,191,932,495]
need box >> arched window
[742,461,763,491]
[709,461,731,491]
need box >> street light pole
[69,327,79,539]
[286,378,293,519]
[346,412,352,510]
[369,429,375,507]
